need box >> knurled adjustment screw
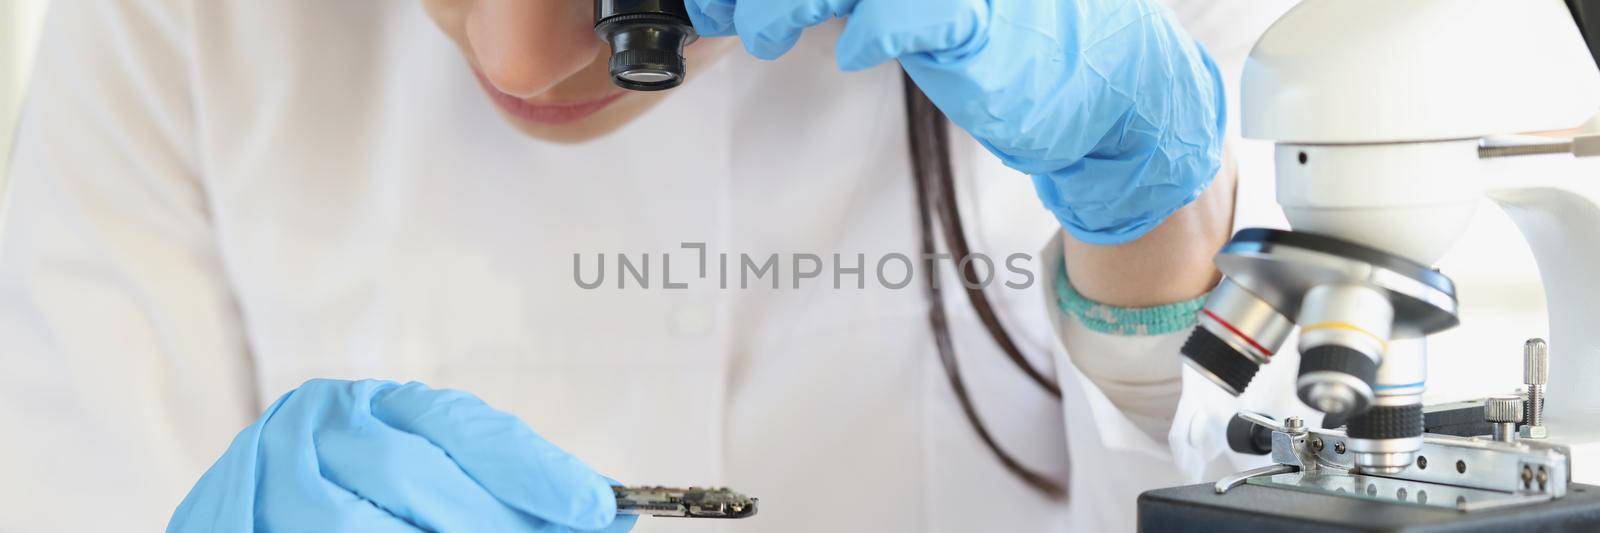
[1485,396,1524,424]
[1522,338,1549,439]
[1486,395,1523,443]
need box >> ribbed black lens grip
[1181,326,1260,395]
[598,12,689,27]
[1347,403,1425,439]
[1298,345,1378,386]
[611,48,682,74]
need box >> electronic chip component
[613,486,758,519]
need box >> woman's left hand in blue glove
[687,0,1227,245]
[167,379,633,533]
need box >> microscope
[1142,0,1600,530]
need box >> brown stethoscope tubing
[903,73,1068,499]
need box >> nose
[465,0,602,98]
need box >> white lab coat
[0,1,1302,531]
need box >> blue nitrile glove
[167,379,634,533]
[687,0,1226,245]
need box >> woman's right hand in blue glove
[686,0,1226,246]
[167,379,633,533]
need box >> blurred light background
[0,1,1554,404]
[2,0,49,219]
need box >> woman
[0,0,1299,531]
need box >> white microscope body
[1243,0,1600,481]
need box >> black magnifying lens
[594,0,700,91]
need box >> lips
[474,70,625,125]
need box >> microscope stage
[1139,480,1600,532]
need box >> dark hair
[902,73,1067,499]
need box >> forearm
[1061,147,1237,307]
[1052,148,1236,440]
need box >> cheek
[465,0,604,97]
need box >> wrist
[1061,147,1237,307]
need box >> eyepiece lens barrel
[595,1,699,91]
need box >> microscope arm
[1467,140,1600,485]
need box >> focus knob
[1227,412,1276,455]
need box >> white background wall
[0,1,1556,403]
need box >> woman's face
[422,0,735,143]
